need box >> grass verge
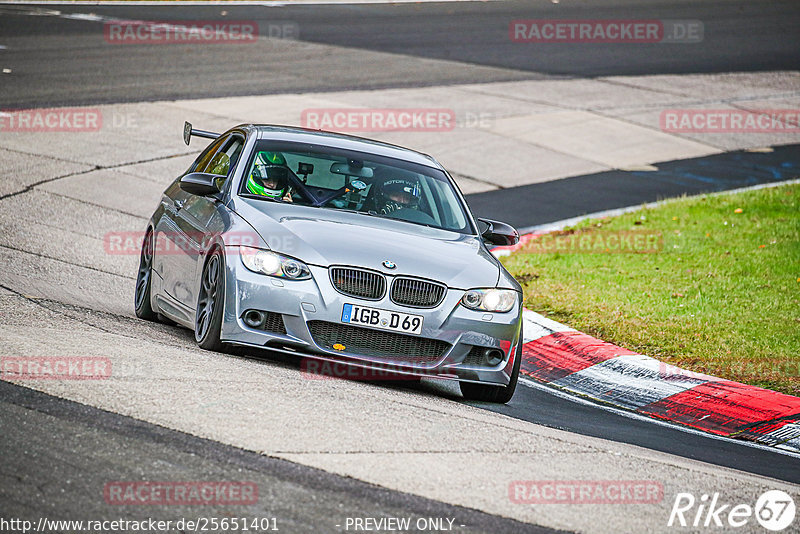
[502,183,800,395]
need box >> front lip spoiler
[225,340,505,386]
[291,336,452,371]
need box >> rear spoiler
[183,121,220,146]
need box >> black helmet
[378,177,421,211]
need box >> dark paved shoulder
[466,143,800,229]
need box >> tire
[460,328,522,404]
[156,313,176,326]
[195,248,226,352]
[134,229,158,321]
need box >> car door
[156,134,229,308]
[171,134,245,309]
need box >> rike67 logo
[668,490,795,531]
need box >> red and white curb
[519,309,800,453]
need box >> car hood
[234,199,500,289]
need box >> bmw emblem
[382,260,396,269]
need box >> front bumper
[220,246,522,386]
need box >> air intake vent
[307,320,450,367]
[242,310,286,335]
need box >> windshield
[238,142,474,234]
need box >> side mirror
[180,172,223,196]
[477,218,519,246]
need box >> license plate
[341,303,423,335]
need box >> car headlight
[460,288,517,313]
[240,246,311,280]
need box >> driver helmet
[246,151,289,199]
[376,175,421,214]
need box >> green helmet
[257,151,286,166]
[246,151,289,198]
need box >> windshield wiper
[338,208,380,217]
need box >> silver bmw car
[135,122,523,402]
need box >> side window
[191,135,228,174]
[206,136,244,191]
[206,136,244,177]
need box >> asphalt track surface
[2,1,800,530]
[0,380,555,534]
[498,381,800,486]
[0,0,799,108]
